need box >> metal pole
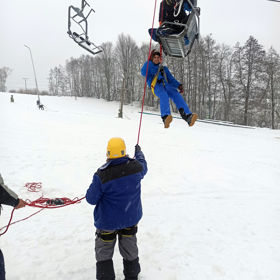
[24,45,40,102]
[22,78,28,92]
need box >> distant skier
[0,173,26,280]
[10,95,14,103]
[36,99,44,110]
[86,138,147,280]
[141,50,197,128]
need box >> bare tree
[264,48,280,129]
[115,33,139,117]
[0,67,12,92]
[97,42,115,101]
[234,36,265,125]
[66,58,82,99]
[216,44,236,121]
[48,65,69,96]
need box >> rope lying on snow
[0,182,85,236]
[24,182,42,192]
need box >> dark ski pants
[154,83,191,117]
[95,226,140,280]
[0,249,5,280]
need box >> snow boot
[162,115,173,128]
[96,259,115,280]
[123,257,140,280]
[187,113,198,126]
[179,109,198,127]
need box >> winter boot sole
[188,113,198,127]
[164,115,173,128]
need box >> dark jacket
[86,150,148,230]
[0,174,19,212]
[159,0,193,24]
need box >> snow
[0,92,280,280]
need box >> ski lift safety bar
[67,0,102,55]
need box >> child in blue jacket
[86,138,147,280]
[141,50,197,128]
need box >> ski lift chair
[157,5,200,58]
[68,0,102,55]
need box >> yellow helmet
[106,137,126,159]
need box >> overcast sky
[1,0,280,91]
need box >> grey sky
[1,0,279,91]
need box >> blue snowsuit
[86,150,147,230]
[141,60,191,117]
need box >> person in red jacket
[0,173,26,280]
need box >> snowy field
[0,92,280,280]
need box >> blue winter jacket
[141,61,180,89]
[86,150,147,230]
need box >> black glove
[178,84,184,94]
[135,144,141,153]
[159,65,164,75]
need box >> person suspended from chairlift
[149,0,199,45]
[141,50,198,128]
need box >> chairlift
[67,0,102,55]
[156,0,200,58]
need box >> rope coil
[0,182,85,236]
[24,182,42,192]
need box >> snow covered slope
[0,93,280,280]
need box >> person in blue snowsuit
[141,50,197,128]
[0,173,26,280]
[86,138,147,280]
[149,0,198,44]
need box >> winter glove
[159,65,164,75]
[178,84,184,94]
[15,199,27,209]
[135,144,141,153]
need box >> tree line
[2,33,280,129]
[48,34,280,129]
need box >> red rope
[159,1,164,61]
[0,208,15,236]
[25,182,42,192]
[0,181,85,236]
[0,208,44,236]
[0,196,85,236]
[25,196,85,209]
[137,0,158,144]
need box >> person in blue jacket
[86,138,147,280]
[141,50,197,128]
